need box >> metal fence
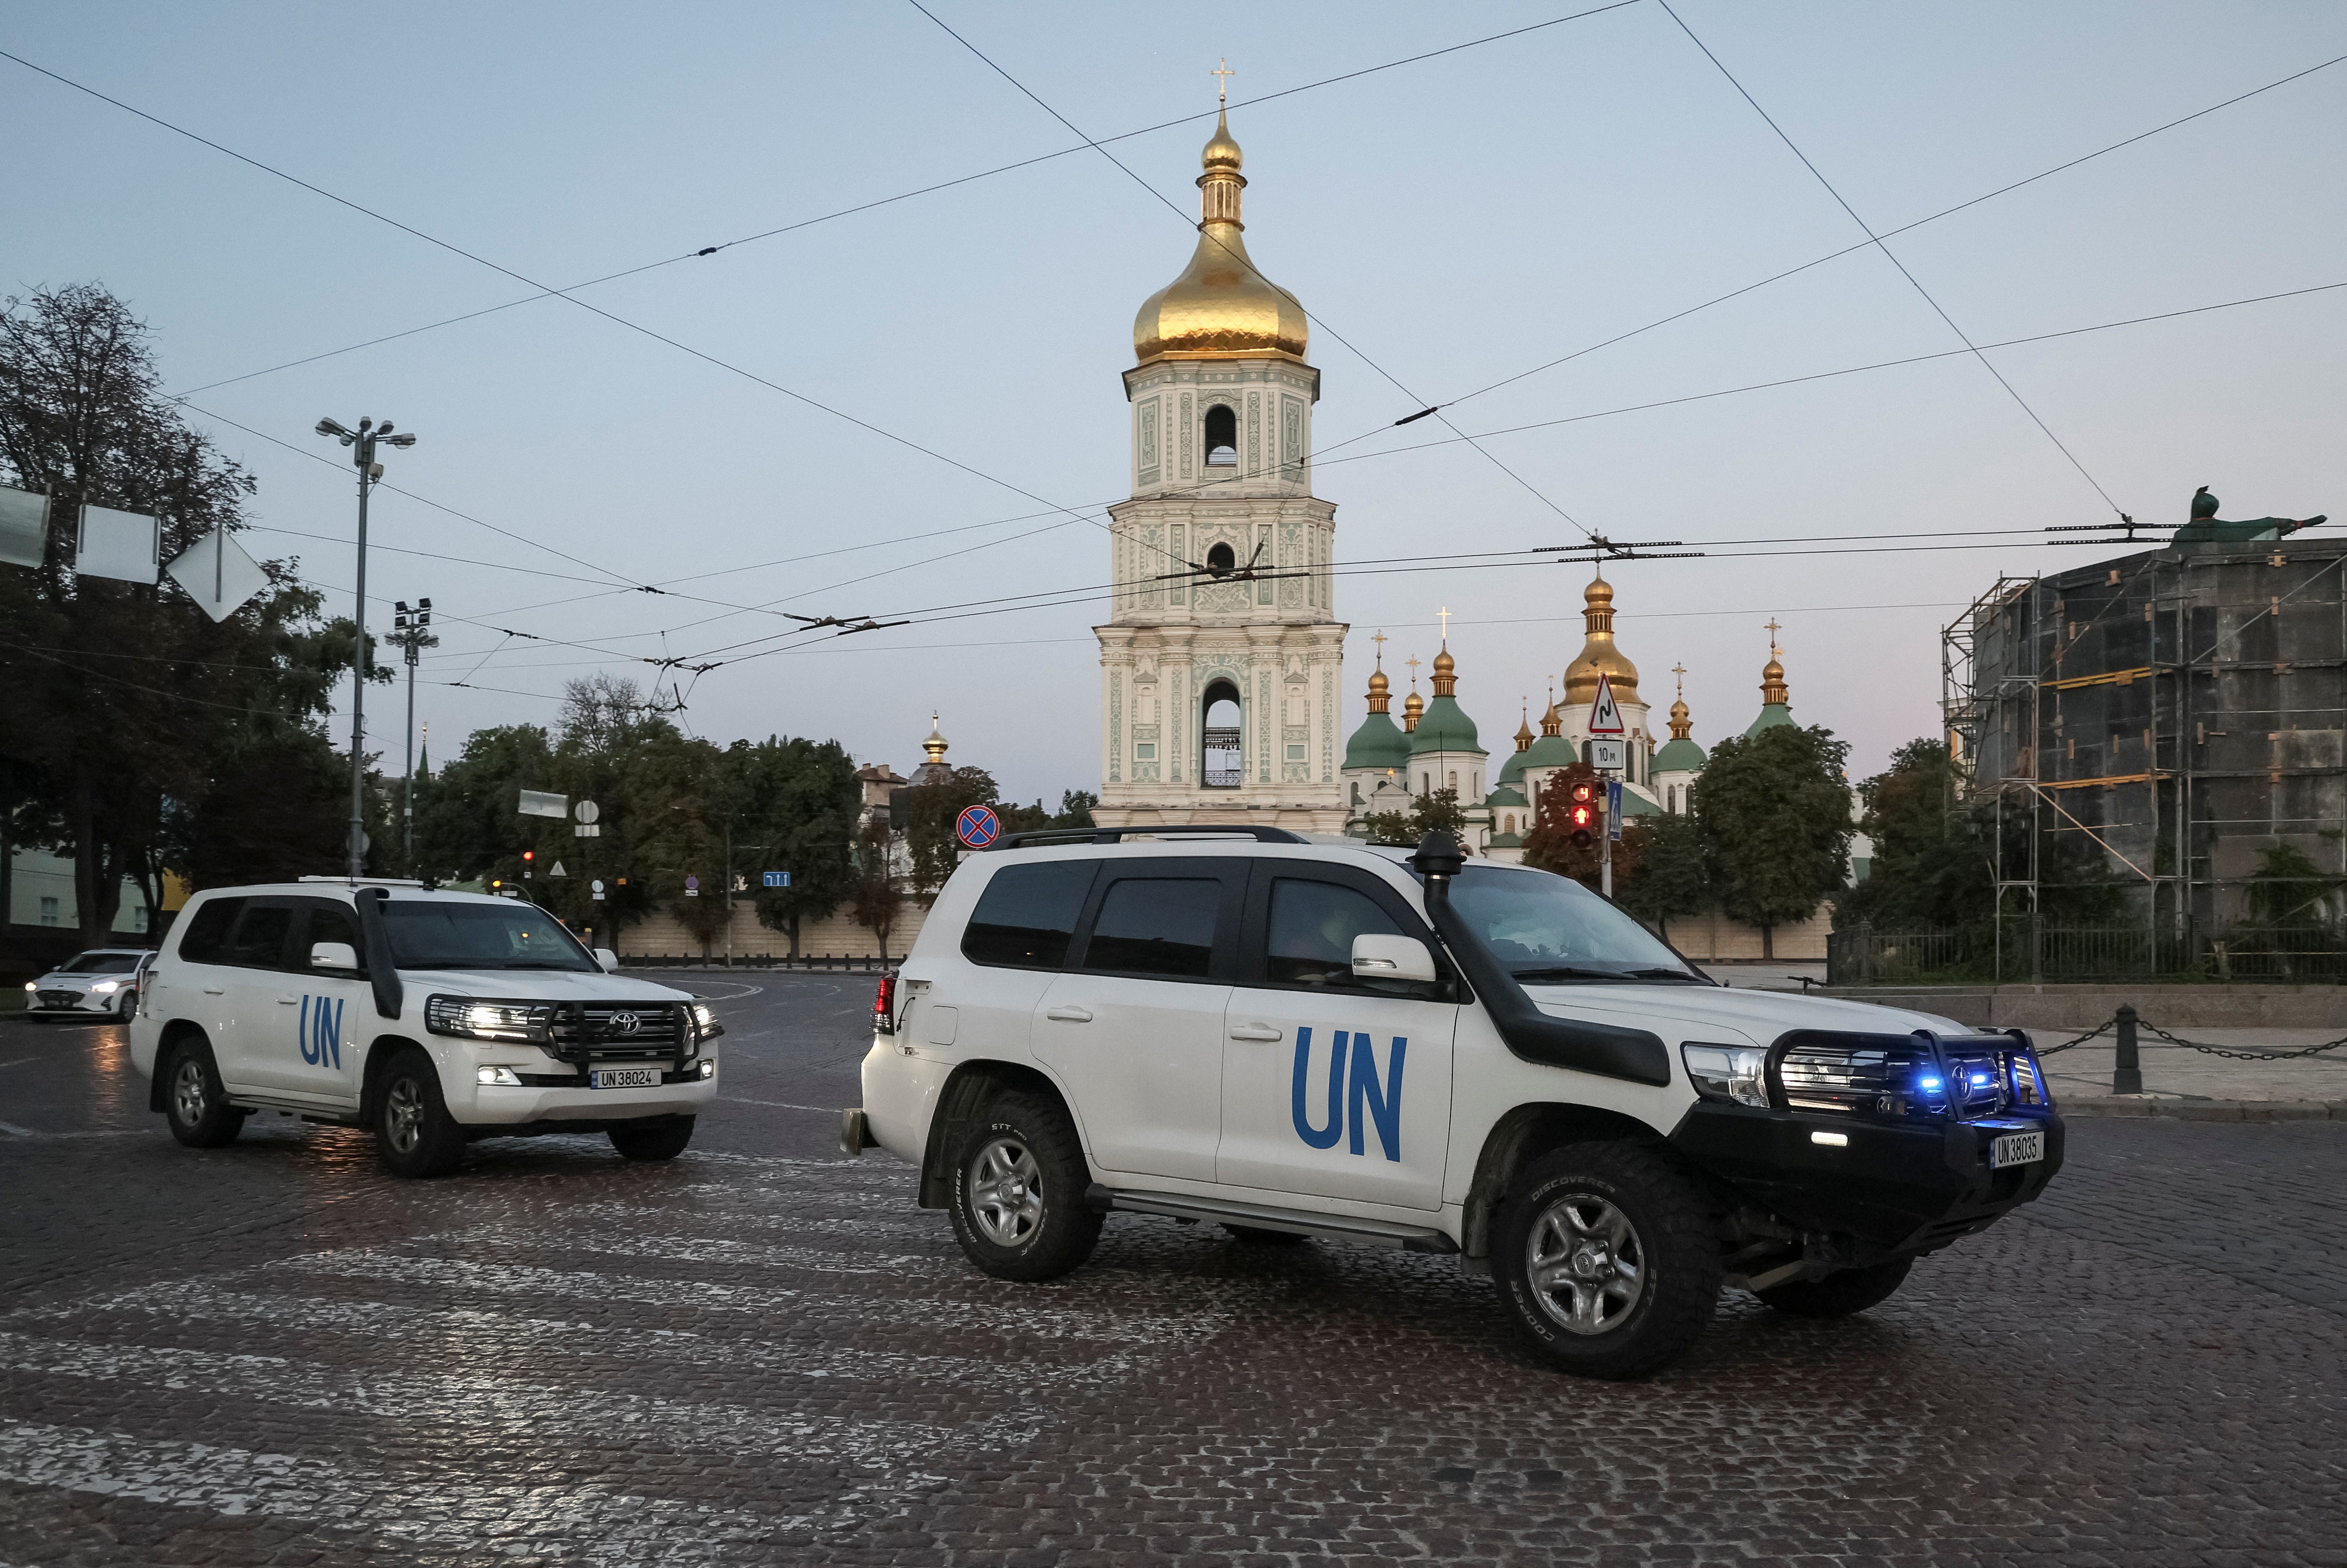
[1829,923,2347,985]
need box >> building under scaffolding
[1942,533,2347,975]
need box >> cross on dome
[1211,58,1234,105]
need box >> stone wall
[1658,904,1832,963]
[616,901,933,962]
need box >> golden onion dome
[1514,711,1536,751]
[1668,696,1692,741]
[1430,646,1456,696]
[1367,667,1389,693]
[1761,652,1788,707]
[1564,571,1641,706]
[1132,109,1308,363]
[1402,688,1425,732]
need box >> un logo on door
[1290,1027,1407,1162]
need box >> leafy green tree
[998,788,1099,836]
[731,734,860,958]
[1521,764,1610,882]
[847,813,906,957]
[1619,812,1710,938]
[1838,739,1989,931]
[901,766,1000,896]
[1363,788,1466,849]
[1,283,366,936]
[2242,841,2335,930]
[1694,724,1852,959]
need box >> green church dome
[1343,710,1411,772]
[1653,736,1707,773]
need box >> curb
[2060,1097,2347,1121]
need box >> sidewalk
[2036,1027,2347,1118]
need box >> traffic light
[1569,780,1598,848]
[522,850,534,880]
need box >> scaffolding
[1940,537,2347,980]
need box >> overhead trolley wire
[1655,0,2131,519]
[146,4,1644,403]
[904,0,1618,543]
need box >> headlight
[424,994,549,1041]
[1681,1043,1769,1107]
[91,980,119,994]
[691,1002,723,1039]
[476,1065,522,1086]
[22,982,32,993]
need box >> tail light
[873,970,898,1036]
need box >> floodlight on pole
[317,413,420,880]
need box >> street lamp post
[390,598,438,875]
[315,417,417,879]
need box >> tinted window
[175,898,245,963]
[61,952,141,974]
[963,861,1095,970]
[379,900,597,971]
[1081,878,1221,979]
[303,903,366,971]
[1266,879,1415,991]
[220,904,294,969]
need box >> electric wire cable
[1656,0,2131,518]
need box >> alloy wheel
[1526,1193,1647,1335]
[968,1137,1045,1246]
[171,1057,208,1125]
[384,1076,426,1154]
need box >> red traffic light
[523,850,534,862]
[1570,781,1595,804]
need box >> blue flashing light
[1919,1075,1943,1091]
[1969,1071,1992,1086]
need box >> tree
[847,814,905,958]
[1695,724,1852,959]
[1837,739,1989,932]
[901,765,1001,896]
[1522,764,1612,882]
[1,284,361,939]
[732,734,860,958]
[1000,788,1102,836]
[1617,811,1709,938]
[1362,788,1466,849]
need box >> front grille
[543,1001,690,1063]
[34,990,80,1009]
[1776,1032,2043,1122]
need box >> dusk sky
[6,2,2342,801]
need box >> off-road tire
[374,1047,467,1179]
[163,1039,245,1149]
[610,1116,696,1161]
[1493,1140,1722,1380]
[1223,1225,1310,1245]
[947,1088,1102,1282]
[1754,1256,1914,1318]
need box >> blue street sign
[762,871,790,888]
[1606,779,1624,841]
[955,803,1002,850]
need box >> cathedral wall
[616,900,935,962]
[1660,903,1834,963]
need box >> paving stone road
[2,972,2342,1565]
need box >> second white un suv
[847,827,2064,1379]
[130,880,721,1176]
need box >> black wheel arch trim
[918,1059,1071,1210]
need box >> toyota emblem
[609,1010,642,1036]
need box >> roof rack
[297,875,427,886]
[993,825,1310,850]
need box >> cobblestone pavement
[2,973,2342,1566]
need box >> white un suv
[845,827,2063,1379]
[130,879,721,1177]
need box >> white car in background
[24,948,155,1020]
[128,879,724,1177]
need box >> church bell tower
[1093,96,1347,832]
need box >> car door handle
[201,985,227,996]
[277,994,299,1005]
[1228,1024,1283,1042]
[1044,1006,1093,1024]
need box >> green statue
[2171,485,2327,545]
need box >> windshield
[1445,865,1705,984]
[379,900,598,972]
[61,952,141,974]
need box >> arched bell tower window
[1204,541,1236,577]
[1204,404,1237,466]
[1202,679,1243,788]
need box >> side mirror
[310,941,360,971]
[1352,932,1437,984]
[595,948,622,974]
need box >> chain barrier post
[2113,1003,2143,1095]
